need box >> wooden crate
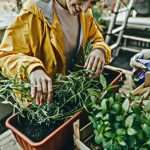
[73,119,94,150]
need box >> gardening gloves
[84,49,105,78]
[30,68,53,105]
[130,49,150,69]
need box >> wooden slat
[73,120,80,140]
[80,122,93,141]
[73,136,90,150]
[144,72,150,87]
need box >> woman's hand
[84,49,105,78]
[30,68,53,105]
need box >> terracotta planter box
[6,111,86,150]
[5,68,122,150]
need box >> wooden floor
[0,130,21,150]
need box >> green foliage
[3,65,149,149]
[80,40,93,65]
[88,90,150,149]
[0,67,107,126]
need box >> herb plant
[88,79,150,150]
[0,68,104,125]
[0,67,111,141]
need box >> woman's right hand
[30,68,53,105]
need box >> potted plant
[0,66,122,150]
[74,73,150,150]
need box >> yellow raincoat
[0,0,111,80]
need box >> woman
[0,0,111,105]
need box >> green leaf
[41,109,47,116]
[127,128,137,135]
[100,74,107,89]
[108,97,114,105]
[97,124,101,130]
[146,140,150,146]
[88,116,94,123]
[94,129,98,135]
[116,128,126,136]
[128,136,137,148]
[104,132,113,138]
[111,104,120,114]
[118,140,126,146]
[113,141,122,149]
[134,96,141,101]
[104,127,111,131]
[87,88,101,97]
[92,104,101,110]
[96,112,102,118]
[101,98,107,111]
[116,115,123,121]
[125,114,135,128]
[106,85,119,92]
[139,148,147,150]
[95,134,103,144]
[102,114,109,120]
[103,139,113,149]
[144,101,150,112]
[142,124,150,137]
[115,93,121,100]
[104,121,110,125]
[132,105,141,112]
[90,95,96,102]
[137,130,144,140]
[122,98,130,111]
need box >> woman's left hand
[84,49,105,78]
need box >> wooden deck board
[0,130,21,150]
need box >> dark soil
[11,115,64,142]
[103,68,120,84]
[10,68,120,143]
